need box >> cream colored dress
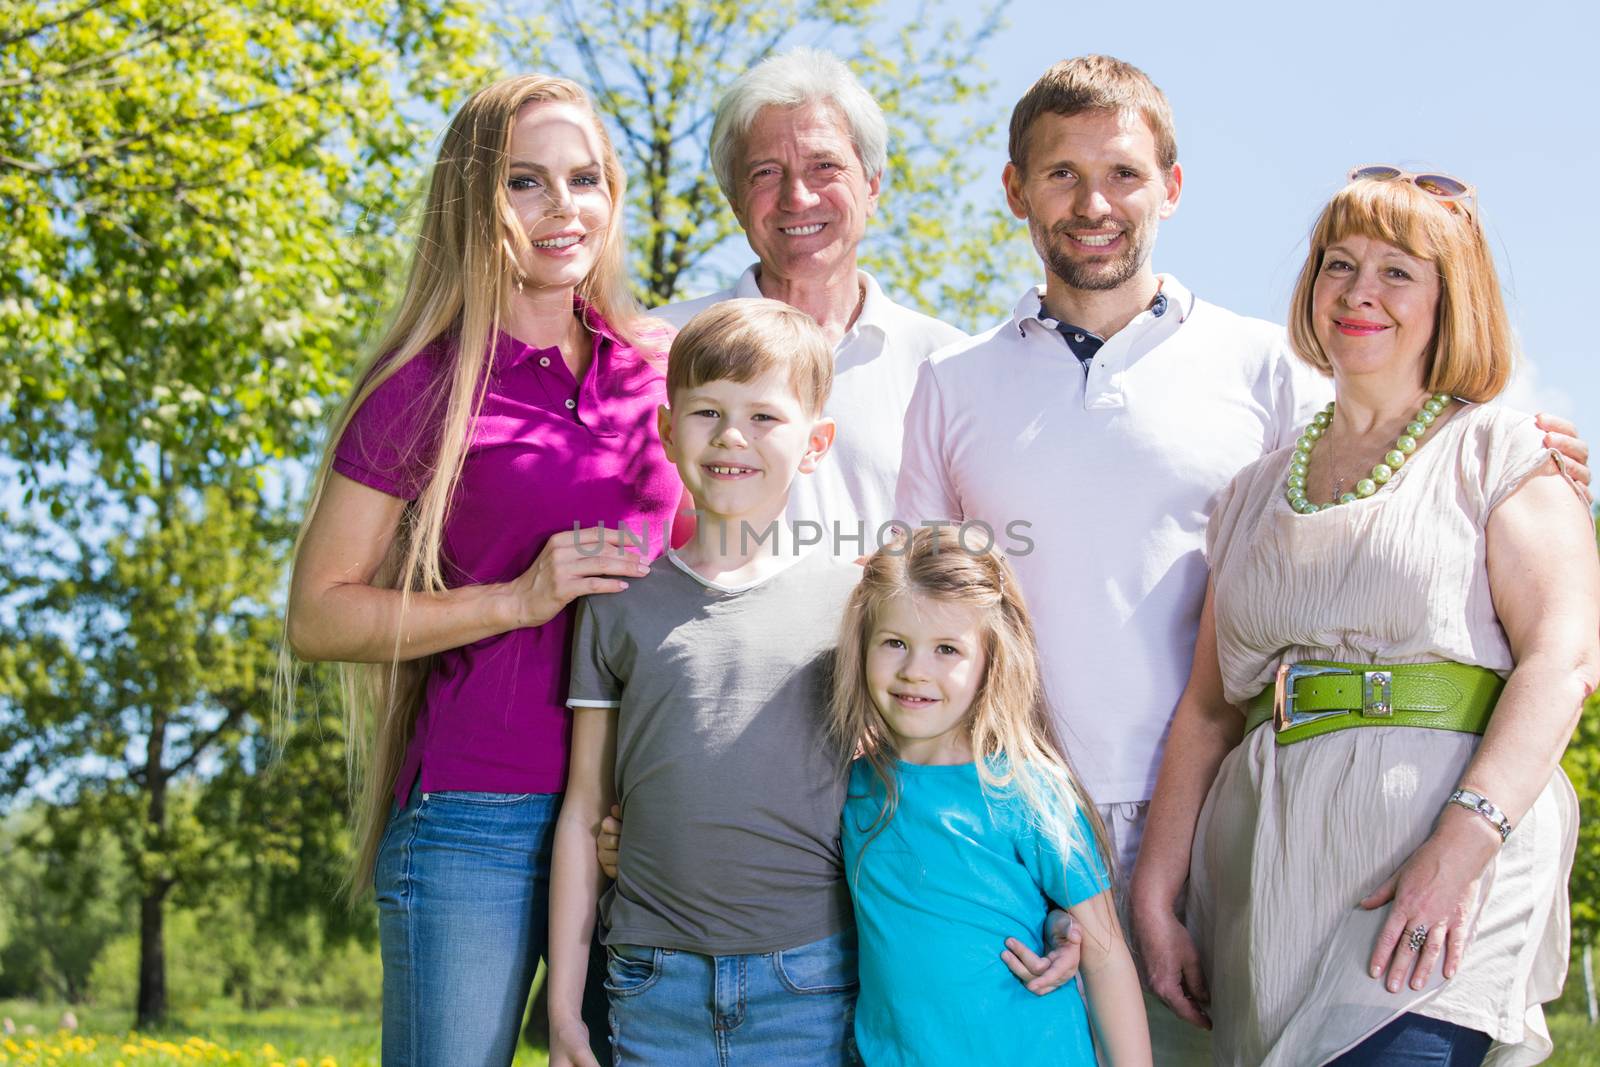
[1192,402,1582,1067]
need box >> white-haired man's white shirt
[895,275,1331,807]
[655,265,967,543]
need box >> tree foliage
[1563,690,1600,950]
[0,794,382,1013]
[0,805,128,1003]
[1560,511,1600,950]
[0,0,490,493]
[0,480,322,1023]
[500,0,1034,323]
[0,0,494,1025]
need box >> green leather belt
[1243,660,1504,746]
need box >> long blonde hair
[830,526,1114,880]
[283,74,652,900]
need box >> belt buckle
[1363,671,1393,717]
[1272,663,1352,733]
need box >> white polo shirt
[656,265,967,541]
[896,276,1330,804]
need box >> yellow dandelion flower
[318,1058,337,1067]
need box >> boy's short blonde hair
[667,298,834,416]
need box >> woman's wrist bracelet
[1445,788,1512,842]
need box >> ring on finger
[1406,923,1429,952]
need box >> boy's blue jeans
[605,928,859,1066]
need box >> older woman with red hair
[1132,170,1599,1066]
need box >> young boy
[547,299,862,1067]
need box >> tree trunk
[1584,942,1596,1025]
[135,707,170,1029]
[135,887,167,1028]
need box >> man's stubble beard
[1034,219,1154,293]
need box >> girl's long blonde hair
[831,526,1114,879]
[282,74,652,900]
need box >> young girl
[833,527,1151,1066]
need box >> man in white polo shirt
[654,47,965,544]
[896,54,1586,1060]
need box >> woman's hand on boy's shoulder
[1001,909,1082,995]
[503,525,650,631]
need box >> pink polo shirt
[333,302,681,800]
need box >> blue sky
[879,0,1598,426]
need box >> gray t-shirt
[569,547,860,955]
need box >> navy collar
[1038,290,1169,367]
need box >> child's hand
[549,1020,602,1067]
[597,804,622,879]
[1001,909,1081,995]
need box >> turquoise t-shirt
[842,758,1110,1066]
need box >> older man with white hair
[655,48,965,546]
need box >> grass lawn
[0,1002,548,1066]
[1,999,1594,1064]
[1550,1014,1600,1066]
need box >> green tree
[1561,511,1600,953]
[0,0,489,493]
[0,0,493,1027]
[500,0,1035,324]
[1563,691,1600,949]
[0,484,299,1024]
[0,804,130,1003]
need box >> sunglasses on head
[1347,164,1477,220]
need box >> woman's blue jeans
[1329,1012,1492,1067]
[375,785,559,1067]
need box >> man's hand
[1535,412,1591,502]
[1001,908,1082,995]
[597,804,621,880]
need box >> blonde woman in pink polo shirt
[285,76,682,1066]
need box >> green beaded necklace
[1285,393,1453,514]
